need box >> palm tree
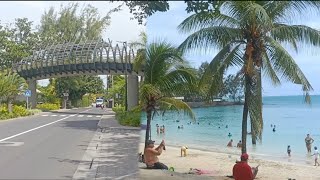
[141,41,196,149]
[130,31,147,73]
[0,72,26,112]
[178,1,320,153]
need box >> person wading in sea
[305,134,314,153]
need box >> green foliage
[178,1,320,151]
[12,105,30,117]
[54,75,104,107]
[112,104,125,113]
[0,104,32,120]
[38,3,110,107]
[121,1,222,25]
[36,103,60,111]
[221,74,244,102]
[0,72,27,112]
[113,105,141,127]
[28,109,42,115]
[38,79,61,104]
[0,18,39,69]
[106,75,125,106]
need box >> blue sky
[147,2,320,96]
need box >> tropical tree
[141,41,197,149]
[178,1,320,153]
[222,74,244,102]
[0,72,26,112]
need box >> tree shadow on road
[59,119,99,131]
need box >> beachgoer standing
[233,153,259,180]
[287,145,291,157]
[312,146,320,166]
[156,125,160,134]
[144,140,168,169]
[305,134,314,153]
[227,139,233,147]
[237,141,242,148]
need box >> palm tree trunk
[241,75,250,154]
[144,107,152,149]
[7,99,13,113]
[251,121,257,145]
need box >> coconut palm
[0,72,26,112]
[130,31,147,72]
[178,1,320,153]
[141,41,196,149]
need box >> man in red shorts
[232,153,259,180]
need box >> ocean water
[140,95,320,165]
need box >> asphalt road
[0,107,110,179]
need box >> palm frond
[158,97,195,121]
[261,49,281,86]
[271,24,320,52]
[177,11,239,34]
[265,37,313,103]
[178,26,243,54]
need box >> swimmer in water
[228,133,232,137]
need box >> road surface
[0,107,109,179]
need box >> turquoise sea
[140,95,320,165]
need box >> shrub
[112,104,125,113]
[114,106,141,127]
[12,105,30,117]
[0,104,32,120]
[36,103,60,111]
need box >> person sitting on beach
[305,134,314,153]
[144,140,168,170]
[237,141,242,148]
[227,139,233,147]
[233,153,259,180]
[287,145,291,157]
[181,146,188,157]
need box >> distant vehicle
[96,98,104,108]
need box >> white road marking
[60,115,66,117]
[70,114,76,117]
[0,141,24,146]
[41,114,49,117]
[51,115,57,117]
[96,116,101,118]
[88,115,93,117]
[78,115,84,117]
[0,109,92,142]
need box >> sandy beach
[139,143,320,180]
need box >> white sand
[139,143,320,180]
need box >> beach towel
[188,168,215,175]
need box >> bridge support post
[27,79,37,109]
[127,75,139,111]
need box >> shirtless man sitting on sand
[144,140,168,170]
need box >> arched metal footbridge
[0,39,143,109]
